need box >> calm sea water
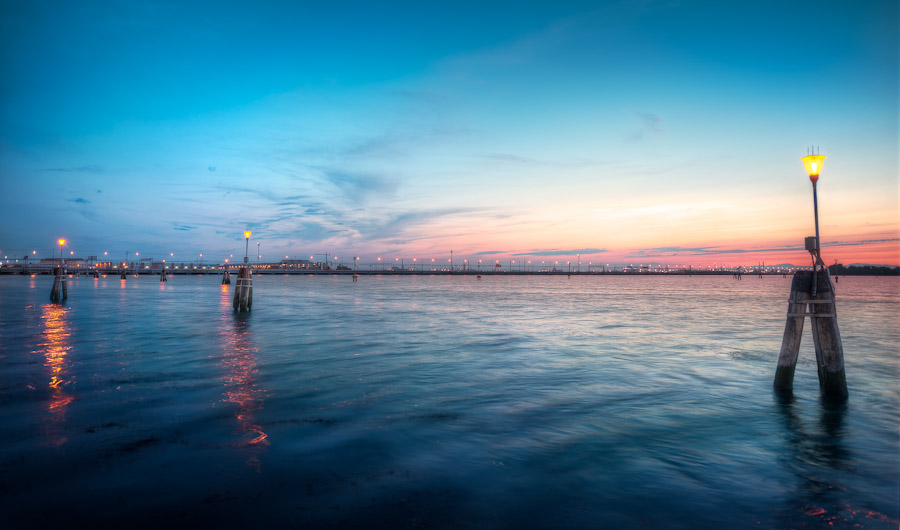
[0,273,897,529]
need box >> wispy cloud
[825,238,899,248]
[627,110,664,142]
[45,166,102,173]
[317,168,399,204]
[478,153,594,168]
[68,197,91,204]
[628,238,900,259]
[357,207,479,243]
[629,245,797,258]
[514,248,608,257]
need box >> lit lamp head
[244,230,252,240]
[801,154,826,184]
[58,239,66,247]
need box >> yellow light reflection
[219,314,268,470]
[38,303,74,446]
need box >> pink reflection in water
[37,304,74,446]
[219,314,268,471]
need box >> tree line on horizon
[828,264,899,276]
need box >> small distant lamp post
[801,151,826,268]
[244,231,252,263]
[50,239,68,302]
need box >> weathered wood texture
[774,276,808,391]
[233,267,252,311]
[774,270,847,399]
[50,267,67,302]
[809,270,847,399]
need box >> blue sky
[1,0,897,265]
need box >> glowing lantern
[801,154,826,183]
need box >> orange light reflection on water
[38,304,74,446]
[219,283,231,309]
[219,312,268,471]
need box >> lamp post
[774,148,846,399]
[58,239,65,268]
[244,231,251,263]
[801,150,826,268]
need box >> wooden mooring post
[774,269,847,399]
[160,267,167,282]
[222,269,231,285]
[233,267,252,311]
[50,265,67,302]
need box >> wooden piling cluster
[50,266,67,302]
[160,267,167,282]
[222,269,231,285]
[774,270,847,399]
[233,267,252,311]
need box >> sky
[1,0,897,267]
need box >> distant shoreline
[2,266,897,277]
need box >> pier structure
[233,231,253,312]
[774,150,847,399]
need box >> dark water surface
[1,274,897,529]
